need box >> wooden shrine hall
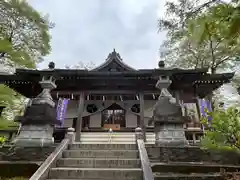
[0,49,234,141]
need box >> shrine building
[0,49,234,142]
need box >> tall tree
[188,3,240,74]
[159,0,240,105]
[159,0,240,73]
[0,0,53,68]
[0,0,53,122]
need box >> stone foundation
[0,145,56,178]
[146,146,240,165]
[0,145,56,161]
[14,125,54,147]
[155,124,188,147]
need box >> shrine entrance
[101,103,126,130]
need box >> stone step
[63,150,139,158]
[80,138,148,141]
[79,141,137,144]
[79,138,154,142]
[69,143,137,150]
[80,132,154,134]
[152,162,240,174]
[78,141,155,144]
[48,179,138,180]
[80,132,155,137]
[154,173,223,180]
[48,167,142,179]
[56,158,141,168]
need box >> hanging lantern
[131,104,140,113]
[86,104,98,113]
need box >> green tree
[187,3,240,73]
[159,0,240,73]
[201,107,240,151]
[0,0,53,68]
[0,0,53,124]
[159,0,240,106]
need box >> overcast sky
[29,0,167,69]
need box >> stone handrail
[135,127,154,180]
[29,128,75,180]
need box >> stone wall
[0,145,57,178]
[147,146,240,165]
[0,145,56,161]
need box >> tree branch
[214,56,231,68]
[209,36,217,74]
[188,0,227,16]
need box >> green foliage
[0,85,16,107]
[0,0,53,123]
[0,136,6,145]
[201,107,240,151]
[159,0,240,73]
[0,0,53,68]
[0,117,18,130]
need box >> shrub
[0,136,6,145]
[201,107,240,152]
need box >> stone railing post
[66,127,75,144]
[135,127,144,142]
[135,127,154,180]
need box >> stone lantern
[14,63,59,147]
[153,71,189,147]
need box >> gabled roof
[91,49,136,71]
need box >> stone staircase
[80,132,155,144]
[47,143,143,180]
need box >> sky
[28,0,239,105]
[29,0,167,70]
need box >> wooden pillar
[139,92,146,141]
[75,92,85,142]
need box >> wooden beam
[52,90,161,95]
[75,92,85,142]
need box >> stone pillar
[139,92,146,141]
[75,92,85,142]
[135,127,144,141]
[66,127,75,144]
[14,71,59,147]
[153,74,189,147]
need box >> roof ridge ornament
[107,48,123,61]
